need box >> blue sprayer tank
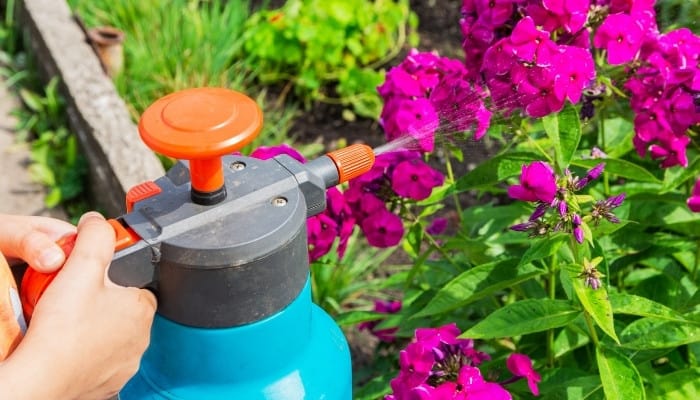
[87,88,374,399]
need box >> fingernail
[38,248,64,269]
[78,211,104,225]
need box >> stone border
[16,0,165,216]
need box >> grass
[67,0,299,152]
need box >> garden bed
[12,1,700,399]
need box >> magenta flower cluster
[345,150,444,248]
[457,0,597,118]
[377,49,492,152]
[508,161,624,246]
[622,26,700,168]
[250,144,445,259]
[386,323,540,399]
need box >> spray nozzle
[304,144,375,190]
[326,144,375,184]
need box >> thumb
[60,212,116,282]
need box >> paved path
[0,76,66,219]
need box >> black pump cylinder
[109,154,328,328]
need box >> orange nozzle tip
[326,144,375,184]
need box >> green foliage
[347,97,700,396]
[67,0,296,152]
[1,1,88,216]
[15,77,88,210]
[243,0,418,119]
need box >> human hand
[0,212,157,400]
[0,213,76,272]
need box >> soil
[278,0,466,150]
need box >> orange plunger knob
[20,234,76,321]
[138,88,263,202]
[20,219,140,321]
[326,144,375,184]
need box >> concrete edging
[17,0,165,216]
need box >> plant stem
[568,236,600,348]
[583,310,600,347]
[525,134,555,165]
[443,150,463,222]
[694,240,700,282]
[547,254,558,367]
[598,110,610,196]
[424,231,456,267]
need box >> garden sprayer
[21,87,376,399]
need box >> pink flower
[307,214,338,262]
[515,65,566,117]
[391,159,445,201]
[361,209,404,248]
[554,45,596,103]
[649,135,691,168]
[415,323,462,348]
[593,13,644,65]
[528,0,590,34]
[426,217,448,235]
[474,0,515,27]
[508,161,558,203]
[325,187,355,259]
[433,366,511,400]
[358,299,402,343]
[509,17,559,66]
[688,179,700,213]
[377,67,426,99]
[380,98,439,153]
[506,353,542,396]
[429,75,492,140]
[482,38,517,76]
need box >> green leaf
[571,158,661,183]
[621,318,700,349]
[453,151,541,191]
[601,117,635,158]
[566,264,619,343]
[402,222,423,258]
[554,324,590,358]
[334,310,383,327]
[650,368,700,400]
[596,346,646,400]
[539,368,602,399]
[44,187,62,208]
[542,104,581,171]
[19,87,44,112]
[609,293,687,323]
[661,155,700,193]
[414,259,544,318]
[518,234,568,268]
[460,299,581,339]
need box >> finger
[138,288,158,313]
[0,214,76,272]
[61,212,116,283]
[28,216,77,241]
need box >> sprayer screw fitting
[229,161,246,171]
[271,197,287,207]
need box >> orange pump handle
[138,88,263,193]
[19,219,140,321]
